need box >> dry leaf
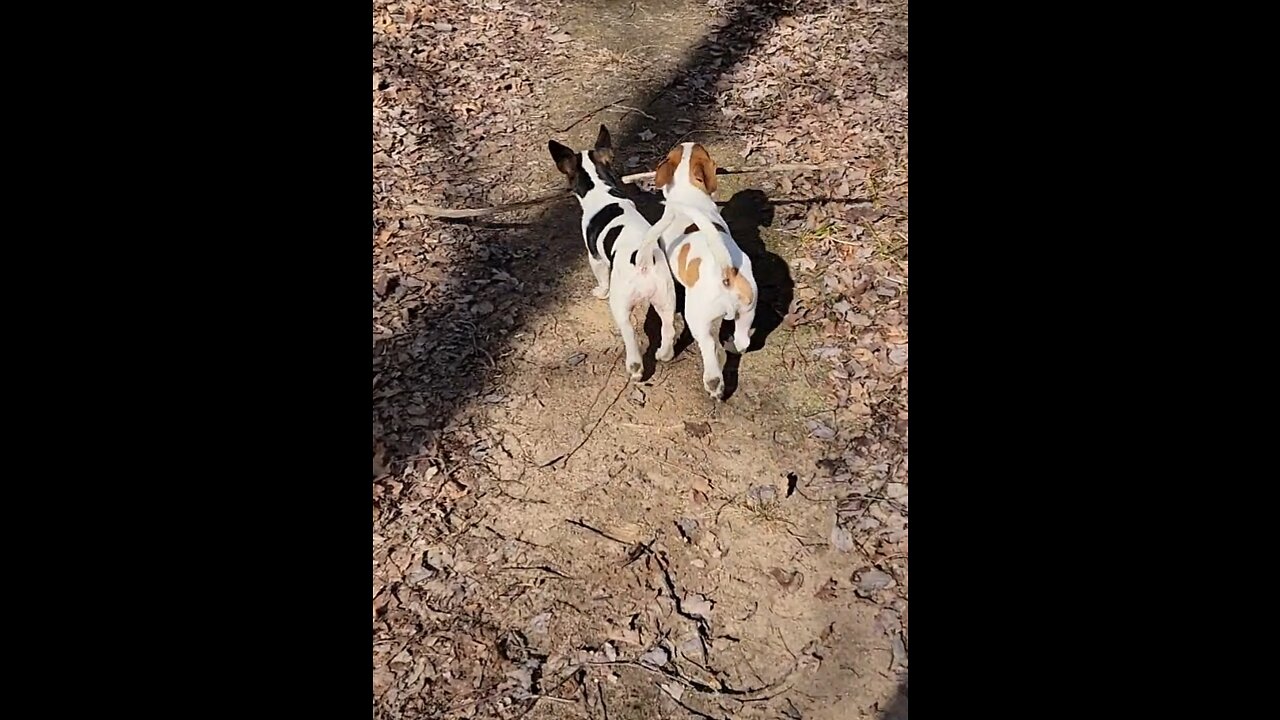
[681,593,714,620]
[676,517,701,544]
[659,682,684,702]
[807,420,836,440]
[769,567,804,591]
[891,632,908,670]
[684,421,711,438]
[830,525,854,552]
[854,568,895,597]
[640,646,669,667]
[814,578,838,600]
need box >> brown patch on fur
[652,148,684,190]
[677,243,701,288]
[688,144,718,195]
[723,266,754,305]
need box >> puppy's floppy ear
[653,159,673,189]
[653,147,682,189]
[593,125,614,165]
[689,144,718,195]
[548,140,579,176]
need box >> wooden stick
[413,162,851,219]
[622,162,848,184]
[412,189,571,219]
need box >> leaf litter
[373,0,908,716]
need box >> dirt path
[374,1,908,718]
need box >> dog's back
[661,201,755,318]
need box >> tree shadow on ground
[878,677,908,719]
[374,0,803,473]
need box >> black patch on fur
[585,203,623,259]
[602,225,623,264]
[682,221,728,235]
[572,153,596,198]
[628,249,640,266]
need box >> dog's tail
[633,205,680,271]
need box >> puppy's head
[653,142,718,196]
[548,125,617,198]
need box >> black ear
[548,140,578,176]
[595,125,612,150]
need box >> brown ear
[689,144,718,195]
[652,147,683,190]
[548,140,579,176]
[653,158,674,189]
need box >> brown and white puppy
[636,143,758,400]
[548,126,678,380]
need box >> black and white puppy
[547,125,677,380]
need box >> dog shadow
[718,188,793,401]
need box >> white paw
[732,336,751,354]
[656,345,674,362]
[628,361,644,380]
[704,375,724,400]
[592,286,610,299]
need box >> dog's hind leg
[610,294,645,380]
[729,305,755,354]
[588,256,611,299]
[686,302,724,400]
[653,277,677,362]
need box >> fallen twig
[538,370,627,468]
[565,518,633,546]
[415,162,851,219]
[561,98,626,133]
[413,188,571,219]
[621,162,847,185]
[499,564,575,579]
